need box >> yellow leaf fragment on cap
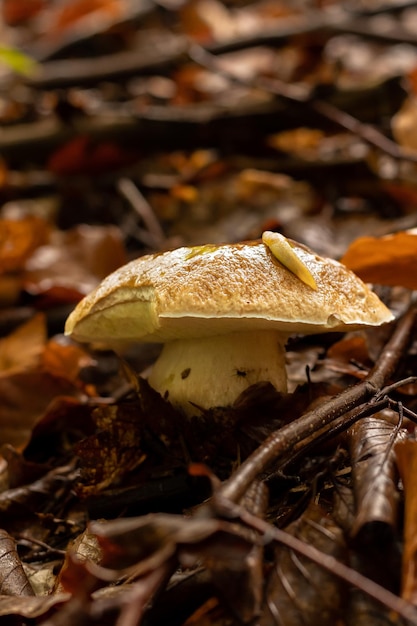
[262,231,318,290]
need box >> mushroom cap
[65,239,394,344]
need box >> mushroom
[65,233,394,417]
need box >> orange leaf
[42,340,94,385]
[0,216,50,274]
[340,230,417,289]
[0,314,46,377]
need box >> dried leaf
[0,314,46,377]
[89,512,254,582]
[0,464,75,529]
[391,97,417,153]
[46,0,122,36]
[0,371,81,449]
[267,128,325,158]
[41,339,95,387]
[0,216,50,274]
[47,135,138,176]
[22,396,95,466]
[395,439,417,603]
[0,529,34,596]
[341,230,417,289]
[55,528,102,594]
[24,224,127,302]
[0,594,69,619]
[75,402,146,496]
[349,416,406,542]
[259,503,347,626]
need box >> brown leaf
[349,416,406,542]
[0,215,50,274]
[395,439,417,603]
[41,339,95,387]
[0,314,46,377]
[2,0,44,26]
[24,223,127,303]
[47,135,138,176]
[46,0,122,36]
[259,503,348,626]
[391,97,417,153]
[55,528,102,595]
[0,371,81,449]
[340,230,417,289]
[75,402,146,496]
[23,396,95,466]
[89,512,254,582]
[0,464,75,529]
[0,594,69,619]
[0,529,34,596]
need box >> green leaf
[0,46,38,76]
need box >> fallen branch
[219,303,417,504]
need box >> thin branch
[219,304,417,504]
[211,495,417,624]
[117,177,167,250]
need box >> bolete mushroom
[65,232,394,417]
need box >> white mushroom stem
[147,329,288,417]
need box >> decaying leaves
[0,216,50,274]
[0,529,34,596]
[259,503,347,626]
[395,440,417,604]
[349,416,406,543]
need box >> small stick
[117,177,166,250]
[219,304,417,504]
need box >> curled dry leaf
[395,439,417,604]
[349,416,406,543]
[41,339,95,388]
[55,528,103,595]
[0,529,34,596]
[259,503,348,626]
[341,230,417,290]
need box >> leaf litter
[2,0,417,624]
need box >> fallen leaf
[0,314,46,377]
[41,339,95,387]
[48,136,138,176]
[0,216,50,274]
[259,503,348,626]
[24,223,127,303]
[395,439,417,603]
[341,230,417,289]
[391,97,417,153]
[0,372,81,449]
[46,0,122,36]
[349,416,406,543]
[75,402,146,496]
[0,530,34,596]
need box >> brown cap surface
[65,240,394,343]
